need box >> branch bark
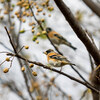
[82,0,100,17]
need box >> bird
[46,27,77,50]
[43,49,74,67]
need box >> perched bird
[43,49,74,67]
[46,27,77,50]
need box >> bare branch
[4,27,17,54]
[0,42,13,52]
[70,65,92,86]
[82,0,100,17]
[80,89,88,100]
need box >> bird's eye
[54,34,57,36]
[46,50,51,53]
[46,28,52,32]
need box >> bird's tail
[62,61,75,66]
[69,45,77,50]
[64,42,77,50]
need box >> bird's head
[43,49,54,55]
[46,27,52,33]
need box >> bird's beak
[43,52,47,55]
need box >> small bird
[46,27,77,50]
[43,49,74,67]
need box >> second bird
[46,27,77,50]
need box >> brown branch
[0,42,13,52]
[4,27,17,54]
[70,65,92,86]
[80,89,88,100]
[6,52,99,94]
[82,0,100,17]
[53,0,100,66]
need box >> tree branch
[6,52,99,94]
[80,89,88,100]
[4,27,17,54]
[82,0,100,17]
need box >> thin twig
[0,60,6,66]
[0,51,10,54]
[16,4,22,50]
[0,42,13,52]
[25,60,42,97]
[17,58,35,100]
[18,46,24,53]
[9,57,14,69]
[4,27,17,54]
[80,89,88,100]
[0,56,12,67]
[88,53,94,71]
[70,65,92,86]
[23,71,34,100]
[85,29,96,47]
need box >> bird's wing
[53,33,70,43]
[49,54,68,61]
[49,55,59,59]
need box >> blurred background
[0,0,100,100]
